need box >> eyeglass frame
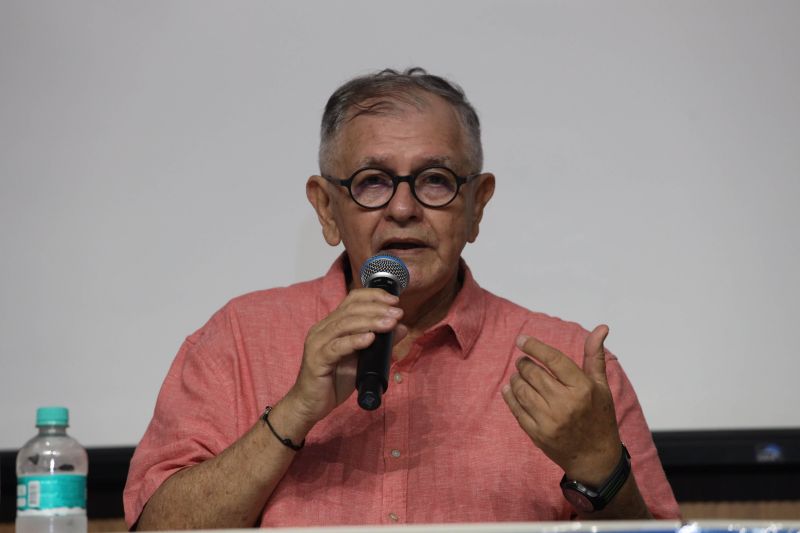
[322,165,482,209]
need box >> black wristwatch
[560,444,631,513]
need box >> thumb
[582,324,610,383]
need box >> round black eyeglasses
[323,166,480,209]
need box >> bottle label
[17,474,86,513]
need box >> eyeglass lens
[351,168,459,207]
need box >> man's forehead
[333,95,468,170]
[351,154,458,170]
[343,91,431,121]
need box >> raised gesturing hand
[501,325,622,485]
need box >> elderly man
[124,68,679,529]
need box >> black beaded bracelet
[261,405,305,451]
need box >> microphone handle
[356,330,393,410]
[356,276,401,410]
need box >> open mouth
[380,239,427,252]
[384,242,424,250]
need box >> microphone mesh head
[359,254,410,292]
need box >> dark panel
[653,429,800,467]
[1,451,14,522]
[666,464,800,501]
[653,428,800,502]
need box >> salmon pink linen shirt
[124,257,679,527]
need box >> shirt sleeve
[122,306,245,528]
[605,354,682,519]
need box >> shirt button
[391,449,401,458]
[393,372,403,384]
[388,513,399,522]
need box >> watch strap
[560,444,631,511]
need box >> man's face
[309,93,494,298]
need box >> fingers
[503,358,562,442]
[318,291,401,334]
[516,334,582,387]
[324,331,374,359]
[319,305,399,340]
[305,289,404,368]
[582,325,610,383]
[504,326,621,476]
[516,325,610,386]
[334,288,401,317]
[515,357,558,405]
[502,380,540,438]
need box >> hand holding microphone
[286,255,409,427]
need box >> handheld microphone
[356,254,410,411]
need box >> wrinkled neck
[399,271,461,333]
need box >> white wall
[1,0,798,449]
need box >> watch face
[560,446,631,513]
[563,488,595,513]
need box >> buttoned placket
[379,344,419,524]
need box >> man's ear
[467,173,495,243]
[306,175,342,246]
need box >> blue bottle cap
[36,406,69,427]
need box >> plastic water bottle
[16,407,88,533]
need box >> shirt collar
[430,259,486,359]
[319,254,486,359]
[319,253,350,313]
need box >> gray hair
[318,67,483,175]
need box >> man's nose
[384,181,422,222]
